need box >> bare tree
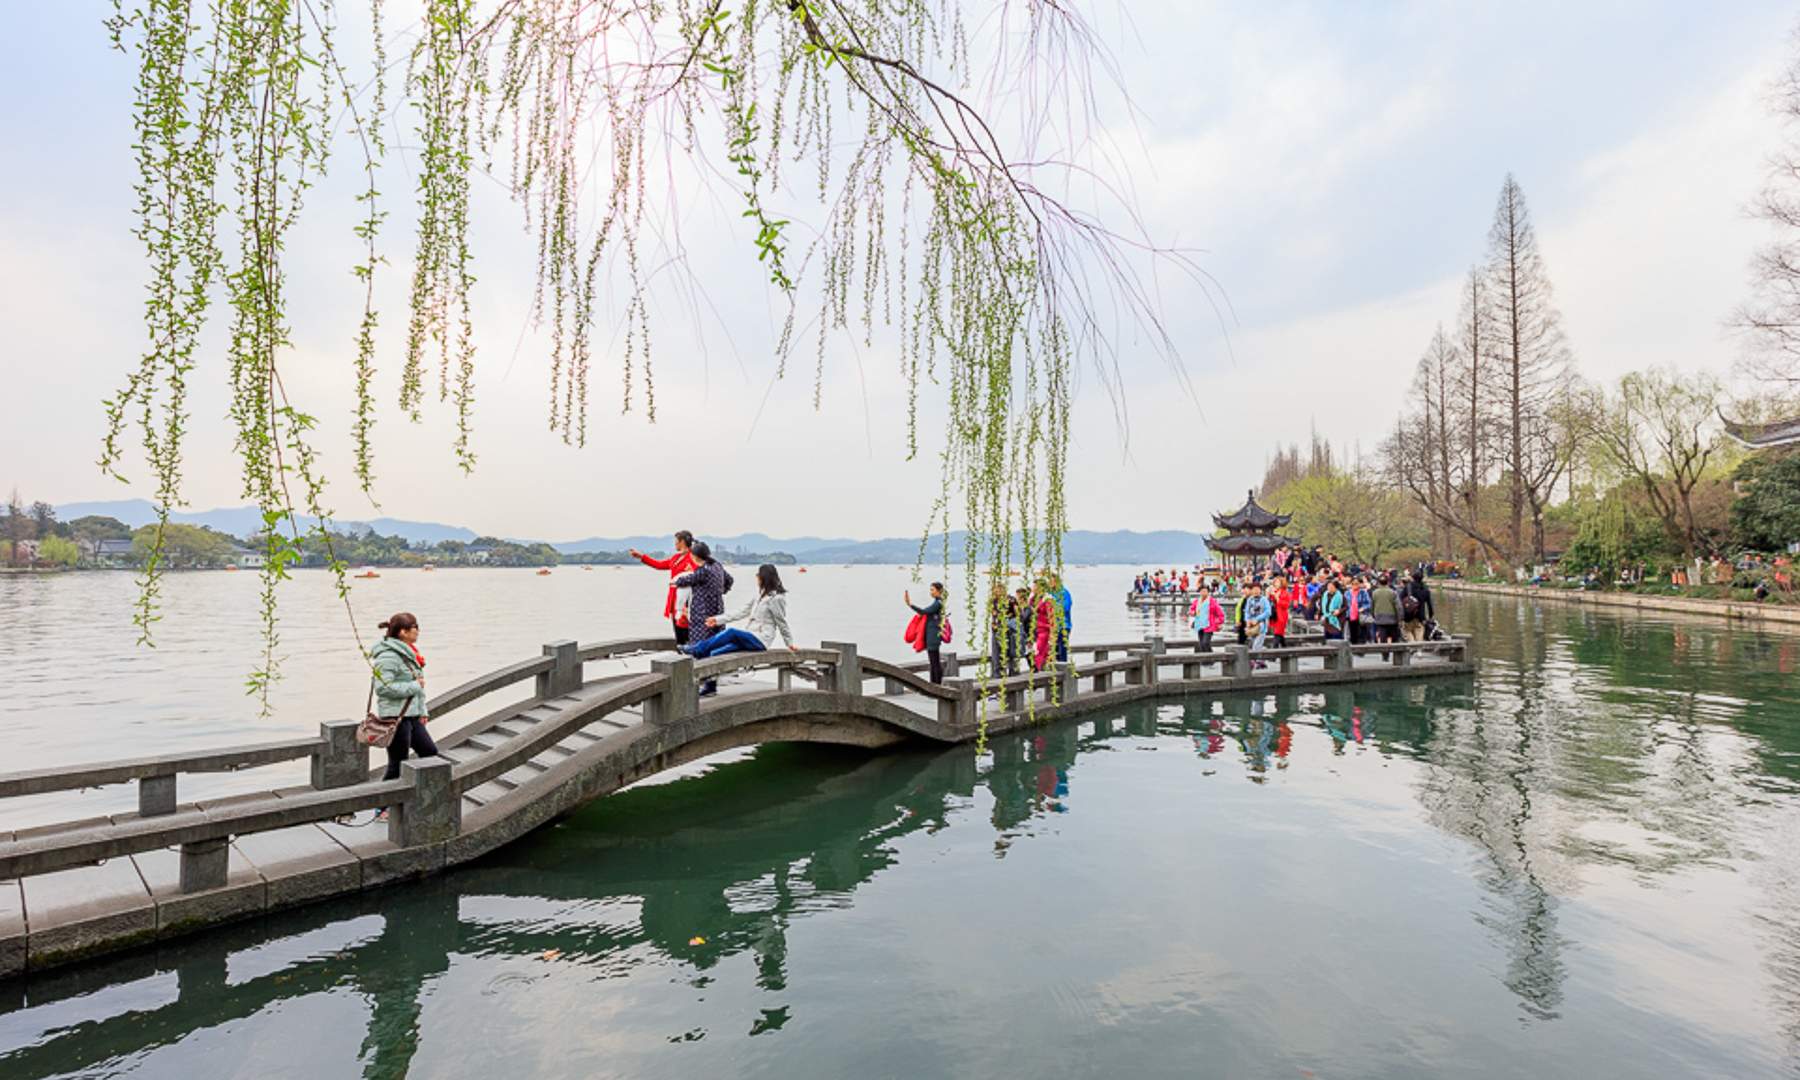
[29,501,56,539]
[1587,369,1729,561]
[3,489,26,567]
[1484,174,1574,562]
[1736,26,1800,390]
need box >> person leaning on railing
[371,612,438,782]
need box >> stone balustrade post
[1279,653,1299,674]
[179,838,229,893]
[943,650,961,678]
[312,719,368,790]
[645,657,698,726]
[1333,640,1353,672]
[937,678,976,733]
[1229,645,1251,679]
[537,639,582,699]
[140,774,177,818]
[1451,634,1472,665]
[1390,644,1413,668]
[389,757,459,848]
[823,641,863,695]
[1057,662,1077,705]
[1147,635,1167,656]
[1181,660,1202,681]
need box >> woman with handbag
[368,612,437,780]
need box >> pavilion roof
[1212,489,1291,531]
[1722,413,1800,449]
[1206,533,1299,555]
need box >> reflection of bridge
[0,633,1472,976]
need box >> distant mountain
[57,499,477,545]
[551,532,860,556]
[797,529,1214,566]
[55,499,1212,563]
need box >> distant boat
[536,568,553,576]
[224,565,240,572]
[582,566,593,571]
[421,565,435,572]
[354,568,380,579]
[798,567,808,573]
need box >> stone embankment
[1438,579,1800,627]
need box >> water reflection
[5,594,1800,1077]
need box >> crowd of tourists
[1177,545,1441,660]
[984,575,1075,678]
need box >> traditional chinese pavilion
[1207,489,1298,568]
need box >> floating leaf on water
[540,949,561,961]
[688,936,706,946]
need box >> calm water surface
[3,569,1800,1077]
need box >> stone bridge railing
[0,630,1473,970]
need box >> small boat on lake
[354,568,380,579]
[536,568,553,576]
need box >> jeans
[685,627,765,658]
[1055,626,1069,664]
[383,716,439,780]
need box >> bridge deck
[0,635,1472,977]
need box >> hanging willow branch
[102,0,1202,707]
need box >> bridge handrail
[0,736,324,800]
[0,779,410,880]
[451,673,666,794]
[427,655,557,719]
[576,637,678,663]
[859,658,961,700]
[690,648,840,681]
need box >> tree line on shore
[0,494,795,570]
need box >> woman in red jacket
[1268,578,1291,648]
[629,530,698,644]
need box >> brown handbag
[356,684,401,748]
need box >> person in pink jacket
[1190,584,1226,652]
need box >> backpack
[1402,593,1422,619]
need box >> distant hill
[57,499,478,545]
[55,499,1212,564]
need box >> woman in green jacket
[371,612,437,780]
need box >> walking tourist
[629,530,699,645]
[1268,577,1291,648]
[1401,570,1435,641]
[1032,581,1055,671]
[674,542,734,696]
[684,564,794,658]
[1244,583,1271,659]
[1372,573,1401,656]
[989,583,1021,676]
[1052,573,1073,663]
[906,582,948,684]
[371,613,437,782]
[1320,579,1346,640]
[1192,584,1224,651]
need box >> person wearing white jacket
[683,564,796,658]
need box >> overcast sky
[2,2,1792,542]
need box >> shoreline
[1438,579,1800,627]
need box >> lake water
[3,568,1800,1078]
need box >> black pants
[383,716,439,780]
[1196,631,1213,652]
[1271,633,1286,649]
[926,646,944,684]
[1236,623,1247,645]
[673,619,690,646]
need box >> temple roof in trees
[1722,414,1800,449]
[1212,489,1292,531]
[1207,532,1298,555]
